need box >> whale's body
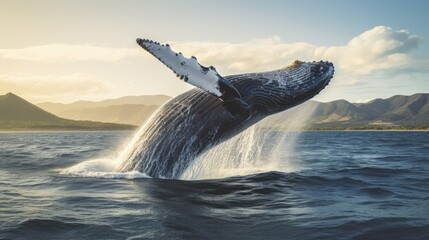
[118,39,334,179]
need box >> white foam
[60,158,149,179]
[180,126,299,180]
[181,101,319,180]
[61,100,317,181]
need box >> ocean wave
[223,171,369,187]
[337,166,411,177]
[60,158,149,179]
[359,187,394,198]
[322,218,429,240]
[2,219,125,240]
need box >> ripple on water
[3,219,127,239]
[358,187,394,198]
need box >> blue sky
[0,0,428,103]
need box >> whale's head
[227,60,334,114]
[280,60,334,98]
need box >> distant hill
[314,93,429,127]
[55,104,160,126]
[0,93,136,131]
[1,93,58,122]
[37,95,170,112]
[37,95,171,125]
[266,93,429,130]
[29,92,429,130]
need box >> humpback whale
[118,38,334,179]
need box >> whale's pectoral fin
[136,38,250,117]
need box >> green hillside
[311,100,368,124]
[266,93,429,130]
[0,93,136,131]
[26,92,429,131]
[313,93,429,127]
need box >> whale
[117,38,334,179]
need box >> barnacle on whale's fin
[136,38,250,116]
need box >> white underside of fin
[137,39,223,97]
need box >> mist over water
[182,102,318,180]
[60,108,161,179]
[60,101,318,180]
[59,128,147,178]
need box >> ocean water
[0,131,428,240]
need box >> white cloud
[171,36,317,73]
[0,44,140,62]
[0,26,426,103]
[1,27,424,77]
[168,26,425,81]
[0,73,113,102]
[317,26,422,75]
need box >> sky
[0,0,428,103]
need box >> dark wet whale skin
[118,61,334,178]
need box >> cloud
[0,26,426,103]
[171,36,316,72]
[0,73,113,102]
[169,26,426,80]
[331,78,366,87]
[317,26,422,75]
[1,27,424,77]
[0,44,140,62]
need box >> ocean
[0,131,428,240]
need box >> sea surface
[0,131,428,240]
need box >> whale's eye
[285,60,302,69]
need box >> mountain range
[37,95,170,125]
[36,93,429,129]
[1,92,428,130]
[310,93,429,128]
[263,93,429,129]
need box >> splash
[60,158,148,179]
[181,101,318,180]
[61,101,317,180]
[60,121,154,179]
